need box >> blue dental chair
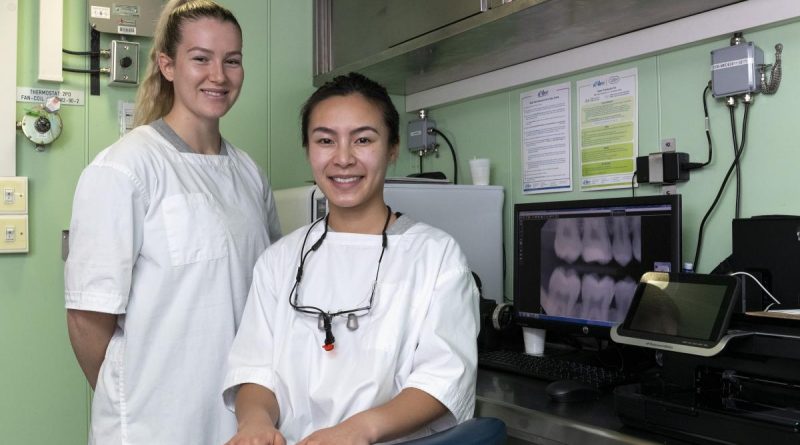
[399,417,507,445]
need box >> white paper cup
[522,327,546,355]
[469,158,490,185]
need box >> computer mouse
[545,380,600,403]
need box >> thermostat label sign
[17,87,85,106]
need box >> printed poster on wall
[520,82,572,194]
[577,68,638,191]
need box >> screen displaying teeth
[548,216,642,267]
[612,217,633,266]
[541,267,581,317]
[553,219,582,263]
[609,277,637,322]
[540,216,644,322]
[582,218,613,264]
[581,274,615,321]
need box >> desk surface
[475,369,688,445]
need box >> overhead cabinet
[327,0,490,70]
[314,0,744,96]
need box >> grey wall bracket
[661,138,677,196]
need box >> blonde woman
[65,1,280,443]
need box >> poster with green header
[577,68,638,191]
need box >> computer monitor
[514,194,682,339]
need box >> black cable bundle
[429,127,458,184]
[692,101,751,270]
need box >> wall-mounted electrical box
[89,0,163,37]
[711,41,764,97]
[110,40,139,86]
[407,117,436,153]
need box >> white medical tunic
[65,121,281,445]
[223,218,479,445]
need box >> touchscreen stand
[611,272,749,357]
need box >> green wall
[0,1,312,442]
[2,2,799,443]
[415,20,800,298]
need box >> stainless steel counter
[475,369,685,445]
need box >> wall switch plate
[1,215,29,253]
[0,177,28,214]
[109,40,139,86]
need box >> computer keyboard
[478,350,636,389]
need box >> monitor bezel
[513,194,683,339]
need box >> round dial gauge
[20,108,63,146]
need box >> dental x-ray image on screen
[540,215,642,323]
[514,195,682,337]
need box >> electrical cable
[728,103,742,219]
[62,48,108,56]
[692,101,750,270]
[729,271,781,307]
[631,171,637,197]
[63,67,105,74]
[429,128,458,184]
[702,82,713,167]
[688,82,714,170]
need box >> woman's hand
[298,388,446,444]
[228,384,284,445]
[296,422,371,445]
[225,422,287,445]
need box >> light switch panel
[0,215,29,253]
[0,177,28,214]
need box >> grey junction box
[711,42,763,98]
[89,0,163,37]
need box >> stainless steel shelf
[314,0,744,95]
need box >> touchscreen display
[627,279,730,341]
[613,272,740,355]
